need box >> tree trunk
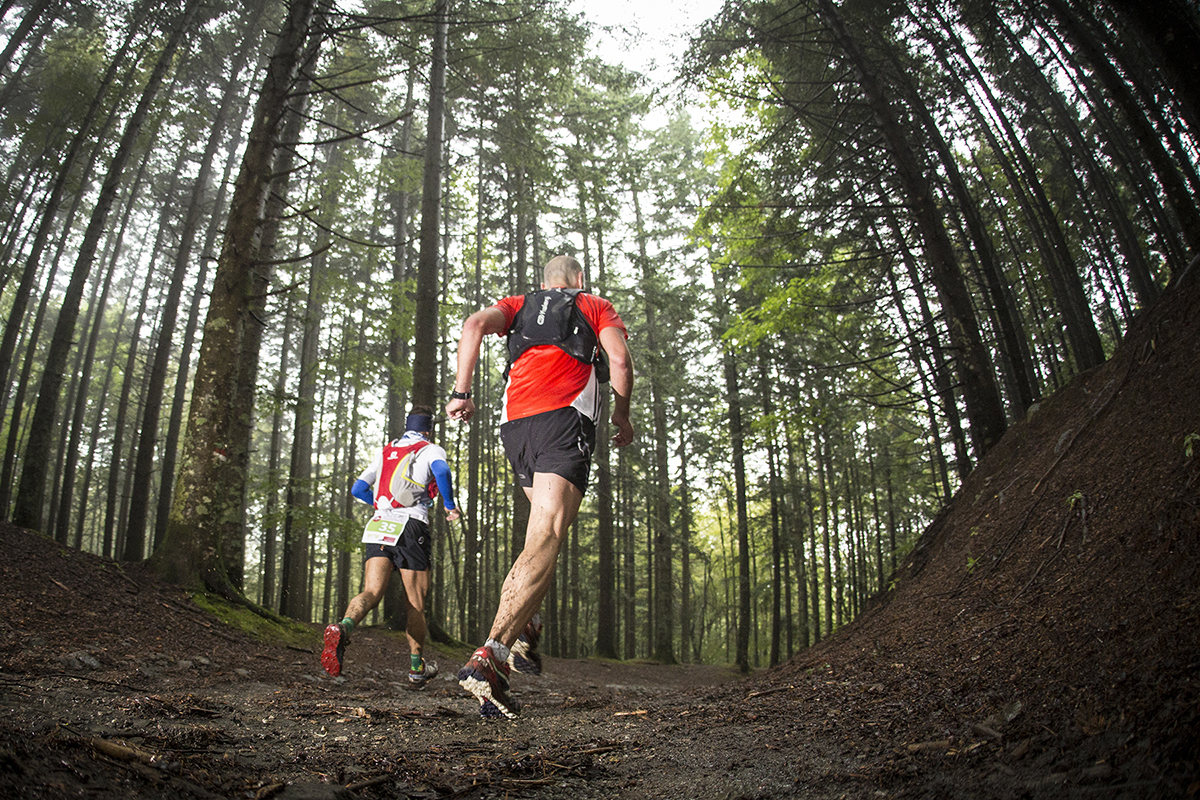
[713,265,751,673]
[336,324,360,619]
[126,3,268,560]
[152,103,245,553]
[890,58,1036,414]
[782,397,810,649]
[0,0,55,104]
[249,48,314,606]
[55,143,153,547]
[815,428,833,637]
[632,182,676,665]
[879,216,969,487]
[621,450,636,660]
[933,7,1106,372]
[460,132,485,641]
[410,0,448,407]
[262,293,296,610]
[150,0,321,598]
[1002,16,1154,329]
[594,228,619,659]
[678,426,693,663]
[800,432,820,644]
[758,348,782,667]
[102,264,159,558]
[0,30,135,520]
[387,68,417,433]
[281,154,337,621]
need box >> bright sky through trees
[570,0,725,81]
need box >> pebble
[59,651,101,670]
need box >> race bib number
[362,516,404,545]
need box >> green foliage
[3,22,108,142]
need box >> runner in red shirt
[446,255,635,717]
[492,291,624,424]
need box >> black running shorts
[500,407,596,494]
[364,518,432,572]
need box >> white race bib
[362,516,405,545]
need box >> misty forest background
[0,0,1196,673]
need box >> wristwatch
[450,390,472,400]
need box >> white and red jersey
[492,292,626,424]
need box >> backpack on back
[374,440,438,509]
[505,288,609,382]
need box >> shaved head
[542,255,584,289]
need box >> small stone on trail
[59,651,100,670]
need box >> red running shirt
[492,292,626,423]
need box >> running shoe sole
[321,624,347,677]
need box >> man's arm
[430,459,461,521]
[599,325,634,447]
[445,306,508,423]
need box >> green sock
[410,654,423,672]
[341,618,355,632]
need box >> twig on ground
[345,773,394,791]
[746,685,795,699]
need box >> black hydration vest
[505,288,610,382]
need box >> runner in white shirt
[320,406,461,687]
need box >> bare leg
[323,556,392,677]
[489,472,582,649]
[399,568,430,656]
[342,556,393,624]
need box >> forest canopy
[0,0,1195,671]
